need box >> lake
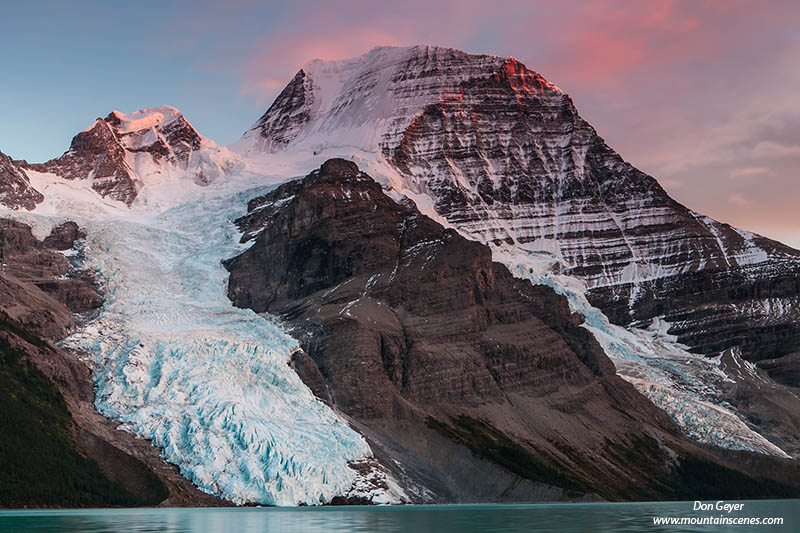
[0,500,797,532]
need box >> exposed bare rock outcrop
[224,159,799,501]
[0,150,42,210]
[0,219,100,338]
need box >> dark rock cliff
[224,159,799,502]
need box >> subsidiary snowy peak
[21,106,240,206]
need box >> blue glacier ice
[58,177,373,505]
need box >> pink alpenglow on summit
[21,106,240,205]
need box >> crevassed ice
[62,180,371,505]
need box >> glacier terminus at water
[50,176,374,506]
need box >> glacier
[491,246,790,458]
[13,169,375,506]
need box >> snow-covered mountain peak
[101,105,210,156]
[233,44,800,381]
[233,44,564,157]
[108,105,185,134]
[20,106,241,208]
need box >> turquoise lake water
[0,500,797,532]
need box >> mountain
[223,158,800,501]
[18,106,240,206]
[0,45,798,507]
[239,45,800,457]
[239,45,800,366]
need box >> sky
[1,0,798,247]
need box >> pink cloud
[751,141,800,159]
[729,167,770,178]
[238,0,486,103]
[728,193,756,208]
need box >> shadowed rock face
[246,45,800,369]
[227,160,627,414]
[0,220,101,338]
[226,159,774,501]
[0,150,43,210]
[247,70,315,153]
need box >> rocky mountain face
[26,116,140,204]
[0,220,100,337]
[242,45,800,376]
[0,150,43,210]
[18,106,238,205]
[223,159,799,501]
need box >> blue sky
[1,1,282,162]
[1,1,799,246]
